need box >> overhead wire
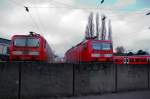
[23,6,43,33]
[6,0,150,14]
[34,0,48,34]
[25,0,150,15]
[7,0,25,7]
[6,0,150,32]
[7,0,43,34]
[27,11,42,33]
[51,0,75,9]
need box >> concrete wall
[0,62,149,99]
[117,64,148,91]
[74,63,116,95]
[21,62,73,99]
[0,62,19,99]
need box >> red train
[113,55,150,64]
[65,39,113,63]
[9,33,54,62]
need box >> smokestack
[96,13,100,40]
[101,15,106,40]
[108,20,112,40]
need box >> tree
[136,50,149,55]
[127,52,134,56]
[115,46,125,55]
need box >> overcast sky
[0,0,150,56]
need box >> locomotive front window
[27,38,40,47]
[14,38,26,47]
[92,43,102,50]
[92,42,111,50]
[14,38,39,47]
[102,43,111,50]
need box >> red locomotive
[113,55,150,64]
[9,32,54,62]
[65,39,113,63]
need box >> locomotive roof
[12,34,42,38]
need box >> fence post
[18,62,22,99]
[115,64,118,92]
[72,63,75,96]
[148,64,149,89]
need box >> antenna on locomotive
[29,31,40,36]
[29,31,34,36]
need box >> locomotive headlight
[28,51,39,55]
[13,51,23,55]
[91,53,100,57]
[104,54,112,57]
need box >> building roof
[0,38,10,44]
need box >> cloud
[114,0,136,8]
[0,0,150,56]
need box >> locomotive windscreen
[14,38,40,47]
[27,38,40,47]
[0,44,8,55]
[91,42,111,50]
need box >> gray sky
[0,0,150,56]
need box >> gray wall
[117,64,148,91]
[74,63,115,95]
[21,62,73,99]
[0,62,19,99]
[0,62,149,99]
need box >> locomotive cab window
[14,38,40,47]
[102,43,111,50]
[27,38,40,47]
[14,38,26,47]
[91,42,111,50]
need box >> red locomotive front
[65,39,113,63]
[9,33,54,62]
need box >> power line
[52,0,75,8]
[7,0,25,7]
[7,0,42,33]
[34,0,47,35]
[27,11,42,33]
[7,0,149,14]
